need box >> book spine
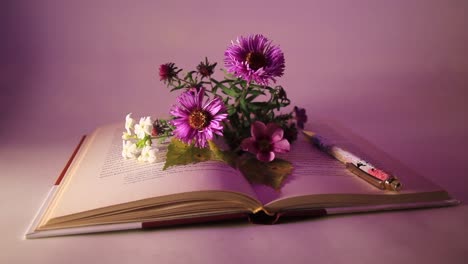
[55,136,86,185]
[25,136,87,239]
[24,186,59,239]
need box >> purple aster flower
[224,34,285,85]
[294,106,308,129]
[241,121,290,162]
[170,88,227,148]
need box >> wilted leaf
[208,140,237,167]
[163,138,212,170]
[163,139,293,190]
[237,156,293,190]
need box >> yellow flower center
[246,52,267,71]
[189,110,209,130]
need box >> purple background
[2,0,466,200]
[1,1,467,263]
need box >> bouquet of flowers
[122,34,307,189]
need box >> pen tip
[302,130,316,137]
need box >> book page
[49,124,258,219]
[254,122,446,206]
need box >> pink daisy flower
[170,88,227,148]
[224,34,285,85]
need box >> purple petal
[224,34,285,85]
[203,98,223,116]
[204,128,213,140]
[170,104,190,118]
[214,113,228,121]
[196,88,205,107]
[178,92,197,110]
[241,138,259,154]
[257,151,275,162]
[272,139,290,153]
[174,124,193,139]
[266,123,283,142]
[170,86,227,148]
[251,121,267,140]
[194,132,207,147]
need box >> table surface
[1,0,467,263]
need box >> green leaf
[248,89,266,96]
[184,71,197,82]
[245,90,265,102]
[163,138,212,170]
[249,102,274,111]
[225,83,242,97]
[227,105,237,115]
[162,139,294,190]
[249,83,270,90]
[229,80,243,90]
[220,69,237,80]
[211,79,240,97]
[210,78,232,84]
[136,135,152,148]
[208,141,237,167]
[237,156,293,190]
[239,98,249,113]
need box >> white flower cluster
[121,113,159,163]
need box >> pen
[303,130,402,191]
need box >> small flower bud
[159,63,180,84]
[196,57,217,78]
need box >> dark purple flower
[170,88,227,148]
[241,121,290,162]
[197,57,217,78]
[159,63,180,84]
[224,34,285,85]
[294,106,308,129]
[152,119,171,137]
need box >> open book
[26,123,458,238]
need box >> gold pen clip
[346,163,402,192]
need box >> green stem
[239,80,252,123]
[207,76,215,94]
[174,76,193,87]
